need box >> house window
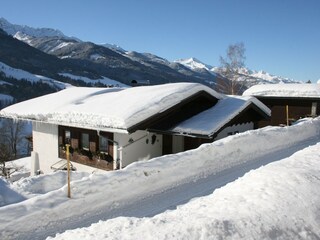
[65,130,71,144]
[81,133,89,151]
[311,102,317,116]
[58,126,114,170]
[99,135,109,153]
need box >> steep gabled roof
[243,84,320,99]
[0,83,222,132]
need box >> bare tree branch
[0,118,27,177]
[217,42,247,95]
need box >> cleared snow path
[0,118,320,240]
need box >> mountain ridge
[175,57,301,86]
[0,17,78,40]
[0,17,302,98]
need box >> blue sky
[0,0,319,82]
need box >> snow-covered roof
[170,96,271,137]
[243,83,320,98]
[0,83,222,131]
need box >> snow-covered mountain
[0,17,76,40]
[236,68,301,85]
[99,43,126,53]
[175,57,213,71]
[176,57,301,87]
[0,17,302,94]
[0,18,221,88]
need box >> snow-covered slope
[59,73,129,88]
[0,117,319,240]
[0,61,70,90]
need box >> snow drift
[0,118,319,240]
[51,142,320,240]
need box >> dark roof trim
[127,90,219,133]
[208,102,270,139]
[153,102,270,139]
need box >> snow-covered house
[0,83,270,174]
[243,84,320,127]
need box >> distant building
[243,83,320,127]
[1,83,270,174]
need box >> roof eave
[0,114,129,134]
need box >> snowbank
[0,118,319,239]
[0,178,26,207]
[51,143,320,240]
[5,157,31,182]
[11,171,89,199]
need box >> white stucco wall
[32,123,162,173]
[32,122,59,174]
[114,130,162,168]
[215,122,254,140]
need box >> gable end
[127,91,219,133]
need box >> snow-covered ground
[51,142,320,240]
[4,157,31,183]
[0,118,319,240]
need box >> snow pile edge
[0,118,319,239]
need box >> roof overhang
[127,90,220,133]
[253,96,320,101]
[152,97,270,139]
